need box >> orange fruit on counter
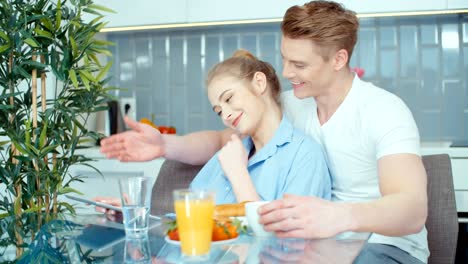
[139,118,158,129]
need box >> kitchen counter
[421,141,468,158]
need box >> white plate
[165,235,238,245]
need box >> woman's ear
[251,72,267,95]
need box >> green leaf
[34,28,53,39]
[25,120,31,147]
[57,187,83,195]
[39,144,57,158]
[58,202,76,215]
[88,4,116,13]
[14,65,32,79]
[0,31,9,42]
[23,205,42,213]
[88,53,101,66]
[69,69,79,88]
[69,36,77,57]
[80,73,90,90]
[22,60,47,69]
[78,70,96,83]
[82,8,101,16]
[24,38,39,47]
[40,18,53,31]
[13,141,30,156]
[92,40,114,47]
[0,44,10,53]
[55,0,62,30]
[96,61,112,81]
[39,121,48,148]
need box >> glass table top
[0,213,370,263]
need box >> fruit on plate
[165,218,245,241]
[166,201,249,241]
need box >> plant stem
[32,54,42,227]
[41,54,51,219]
[53,153,58,216]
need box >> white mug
[245,201,274,237]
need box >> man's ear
[251,72,267,95]
[333,49,349,71]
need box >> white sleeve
[368,96,421,159]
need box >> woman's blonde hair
[206,49,281,106]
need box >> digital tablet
[75,224,125,251]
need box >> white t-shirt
[281,76,429,263]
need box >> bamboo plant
[0,0,115,254]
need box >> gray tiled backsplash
[107,13,468,141]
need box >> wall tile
[380,49,397,78]
[186,37,204,114]
[169,37,185,86]
[421,24,439,45]
[222,35,239,59]
[441,81,464,139]
[240,34,258,55]
[464,22,468,43]
[399,26,418,78]
[442,24,460,77]
[135,36,153,87]
[417,110,441,140]
[380,27,397,48]
[358,28,377,78]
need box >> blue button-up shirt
[190,116,331,204]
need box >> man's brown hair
[281,1,359,62]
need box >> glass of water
[118,176,152,238]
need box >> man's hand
[100,116,165,162]
[218,134,248,181]
[258,194,350,239]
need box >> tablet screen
[75,224,125,251]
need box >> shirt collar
[242,115,294,166]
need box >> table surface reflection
[0,214,370,263]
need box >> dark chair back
[423,154,458,264]
[150,159,203,216]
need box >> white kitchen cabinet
[91,0,455,29]
[447,0,468,9]
[90,0,186,28]
[452,158,468,190]
[186,0,302,23]
[187,0,448,24]
[342,0,446,14]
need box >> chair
[423,154,458,264]
[150,159,203,216]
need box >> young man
[100,1,428,263]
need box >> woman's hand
[100,116,165,162]
[218,134,248,181]
[92,196,122,222]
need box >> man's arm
[258,153,427,239]
[345,153,428,236]
[163,128,235,165]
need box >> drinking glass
[123,237,151,264]
[118,176,152,238]
[173,189,215,260]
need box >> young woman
[190,50,330,203]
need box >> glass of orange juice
[173,189,215,260]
